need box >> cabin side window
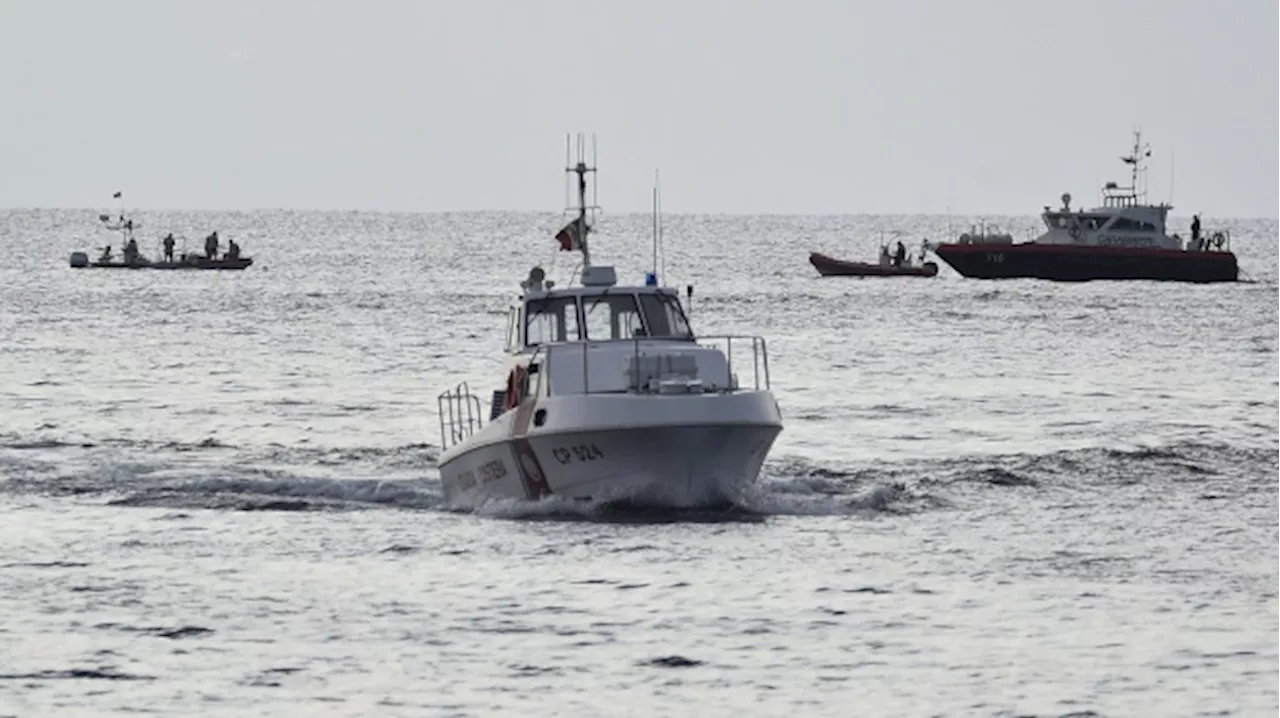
[1109,217,1156,232]
[505,308,519,351]
[525,297,581,346]
[582,294,645,340]
[637,293,694,339]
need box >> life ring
[1212,233,1225,250]
[503,365,526,411]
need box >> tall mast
[117,191,128,243]
[565,133,599,270]
[1120,128,1152,204]
[100,191,135,244]
[1130,130,1140,199]
[652,176,658,277]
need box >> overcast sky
[1,0,1276,217]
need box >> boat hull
[71,256,254,271]
[438,392,782,509]
[932,243,1237,283]
[809,252,937,277]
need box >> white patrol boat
[435,136,783,509]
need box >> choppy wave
[1,437,1270,521]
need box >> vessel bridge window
[525,296,582,346]
[584,294,645,340]
[637,292,694,339]
[505,308,519,351]
[1108,217,1157,232]
[1049,213,1114,231]
[581,292,695,340]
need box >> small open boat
[809,251,938,277]
[71,253,253,270]
[68,192,253,271]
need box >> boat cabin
[1040,198,1168,234]
[443,135,772,437]
[1032,131,1185,250]
[1036,190,1177,249]
[507,284,693,351]
[493,265,760,408]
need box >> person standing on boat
[204,231,219,260]
[162,233,175,262]
[893,240,906,268]
[123,237,140,263]
[1191,214,1202,249]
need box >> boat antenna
[650,172,660,284]
[658,171,666,287]
[100,190,136,244]
[564,133,599,270]
[1120,127,1152,204]
[651,171,658,284]
[649,168,666,287]
[1168,148,1176,207]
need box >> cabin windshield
[525,296,581,346]
[523,291,696,346]
[637,292,693,339]
[580,291,694,340]
[583,294,644,340]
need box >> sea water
[1,209,1276,717]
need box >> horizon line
[2,205,1275,222]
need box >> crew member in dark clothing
[123,238,139,263]
[1191,214,1202,248]
[163,233,175,262]
[204,231,219,260]
[226,239,240,260]
[893,240,907,268]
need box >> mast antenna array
[564,133,601,269]
[1120,127,1152,204]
